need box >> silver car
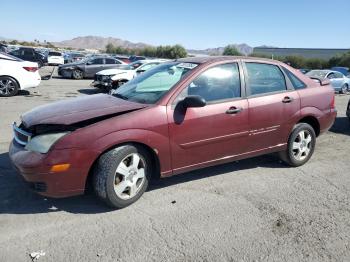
[306,70,350,94]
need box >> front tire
[279,123,316,167]
[93,145,152,208]
[0,76,19,97]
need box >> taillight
[23,67,38,72]
[330,94,335,110]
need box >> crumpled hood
[21,94,147,127]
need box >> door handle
[226,107,243,114]
[282,96,293,103]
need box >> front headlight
[25,132,69,153]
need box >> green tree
[106,43,115,53]
[249,52,271,58]
[223,45,242,56]
[305,58,327,69]
[283,56,306,68]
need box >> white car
[0,52,41,97]
[47,51,64,65]
[92,60,167,90]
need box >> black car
[58,56,125,79]
[9,47,46,67]
[0,43,8,53]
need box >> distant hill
[1,35,253,55]
[53,36,254,55]
[188,44,253,56]
[53,36,151,50]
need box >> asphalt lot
[0,66,350,262]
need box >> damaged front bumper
[9,139,99,198]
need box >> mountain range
[53,36,254,55]
[53,36,150,50]
[1,35,254,55]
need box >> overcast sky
[2,0,350,49]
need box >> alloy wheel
[292,130,312,161]
[113,153,146,200]
[0,79,16,96]
[73,70,83,79]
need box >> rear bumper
[20,74,41,90]
[9,140,99,198]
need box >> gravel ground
[0,67,350,262]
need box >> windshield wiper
[112,93,129,100]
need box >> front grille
[95,75,109,82]
[13,122,32,146]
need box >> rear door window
[105,58,120,64]
[245,62,287,96]
[90,58,104,65]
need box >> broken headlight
[25,132,69,153]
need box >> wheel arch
[297,115,320,137]
[85,141,161,192]
[0,75,21,89]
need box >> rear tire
[37,60,44,68]
[72,69,83,80]
[0,76,19,97]
[93,145,152,208]
[341,84,348,94]
[279,123,316,167]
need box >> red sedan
[9,56,336,208]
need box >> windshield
[306,70,327,79]
[49,52,62,56]
[112,62,198,104]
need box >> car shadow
[329,116,350,136]
[78,88,105,95]
[0,151,286,215]
[17,90,31,96]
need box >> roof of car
[176,56,276,64]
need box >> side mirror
[86,61,93,65]
[181,95,206,108]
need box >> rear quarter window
[282,68,306,90]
